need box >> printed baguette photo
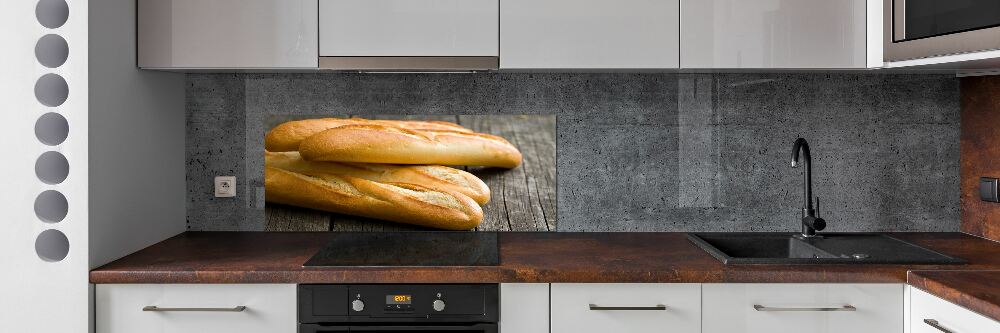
[265,166,484,230]
[263,116,544,231]
[265,117,473,152]
[298,124,523,168]
[266,151,491,205]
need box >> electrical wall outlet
[215,176,236,198]
[980,177,999,202]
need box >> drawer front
[910,287,1000,333]
[703,283,903,333]
[96,284,296,333]
[319,0,499,57]
[551,283,701,333]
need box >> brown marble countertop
[908,270,1000,322]
[91,232,1000,285]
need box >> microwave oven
[884,0,1000,62]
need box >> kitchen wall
[186,73,960,232]
[960,76,1000,242]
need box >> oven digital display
[386,295,412,304]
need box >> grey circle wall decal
[35,34,69,68]
[34,190,68,223]
[34,73,69,107]
[35,151,69,184]
[35,112,69,145]
[36,0,69,29]
[35,229,69,262]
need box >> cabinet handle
[142,306,247,312]
[923,319,954,333]
[588,304,667,311]
[753,305,856,312]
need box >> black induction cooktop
[303,232,500,267]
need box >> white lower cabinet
[95,284,296,333]
[910,287,1000,333]
[551,283,701,333]
[95,282,1000,333]
[500,283,549,333]
[702,283,904,333]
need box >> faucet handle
[815,196,820,218]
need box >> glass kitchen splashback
[303,232,500,266]
[186,73,959,233]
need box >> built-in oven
[299,284,499,333]
[885,0,1000,61]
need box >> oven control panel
[298,284,498,323]
[350,285,473,317]
[384,294,414,311]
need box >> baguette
[265,166,483,230]
[265,118,471,152]
[265,151,490,204]
[299,124,523,168]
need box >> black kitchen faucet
[791,138,826,237]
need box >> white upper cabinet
[319,0,499,57]
[681,0,876,69]
[500,0,680,69]
[134,0,884,70]
[138,0,318,69]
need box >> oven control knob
[432,299,446,312]
[351,299,365,312]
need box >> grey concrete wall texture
[186,73,960,232]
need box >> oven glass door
[898,0,1000,41]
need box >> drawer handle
[753,305,856,312]
[142,306,247,312]
[588,304,667,311]
[923,319,954,333]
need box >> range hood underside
[318,56,499,71]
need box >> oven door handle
[300,323,497,332]
[348,324,497,331]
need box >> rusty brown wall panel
[961,76,1000,241]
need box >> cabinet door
[681,0,868,68]
[137,0,318,69]
[96,284,297,333]
[319,0,499,57]
[500,284,548,333]
[702,283,903,333]
[551,283,700,333]
[501,0,680,69]
[910,287,1000,333]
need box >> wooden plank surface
[263,115,556,232]
[263,204,331,232]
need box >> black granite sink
[687,233,966,265]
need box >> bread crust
[299,124,523,168]
[265,151,490,204]
[265,118,471,152]
[265,166,483,230]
